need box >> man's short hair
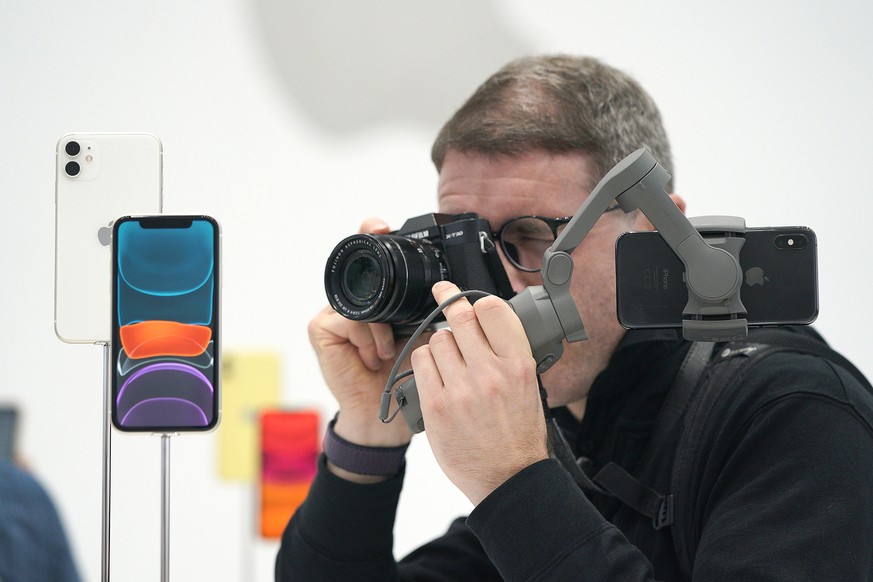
[432,55,673,191]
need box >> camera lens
[65,141,81,156]
[775,233,807,250]
[65,161,81,177]
[325,234,446,324]
[342,250,383,306]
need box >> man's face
[437,149,647,415]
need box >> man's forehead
[436,153,594,224]
[438,148,595,181]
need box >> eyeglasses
[493,205,623,272]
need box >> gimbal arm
[511,149,747,374]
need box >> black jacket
[276,330,873,580]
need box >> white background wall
[1,1,871,580]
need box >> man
[0,461,81,582]
[276,55,873,580]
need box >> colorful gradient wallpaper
[112,216,219,431]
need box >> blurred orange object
[260,482,312,538]
[259,410,320,539]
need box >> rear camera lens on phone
[65,161,81,177]
[775,233,807,250]
[65,141,81,157]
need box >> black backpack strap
[588,341,716,530]
[549,340,726,571]
[591,461,674,529]
[671,327,873,578]
[546,401,679,529]
[546,401,679,526]
[546,417,610,496]
[649,341,717,451]
[547,326,870,578]
[544,341,715,518]
[542,378,611,497]
[669,344,755,579]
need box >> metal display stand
[100,342,111,582]
[161,434,172,582]
[102,342,176,582]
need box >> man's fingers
[369,322,396,360]
[431,281,530,362]
[358,217,390,234]
[411,345,444,394]
[314,306,396,367]
[473,295,532,358]
[427,329,466,384]
[431,281,491,363]
[346,323,385,371]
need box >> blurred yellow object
[218,351,280,481]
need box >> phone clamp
[680,216,748,341]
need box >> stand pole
[161,434,171,582]
[101,342,111,582]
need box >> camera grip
[394,378,425,434]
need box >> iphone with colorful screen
[111,215,220,432]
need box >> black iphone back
[615,227,818,329]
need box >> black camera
[324,213,514,325]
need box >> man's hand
[412,281,549,505]
[308,218,412,454]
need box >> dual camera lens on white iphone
[63,139,97,179]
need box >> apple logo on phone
[97,221,114,246]
[744,267,770,287]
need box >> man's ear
[632,193,687,230]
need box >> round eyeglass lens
[500,217,565,271]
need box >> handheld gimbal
[390,148,748,433]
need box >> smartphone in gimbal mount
[111,215,221,432]
[615,227,818,329]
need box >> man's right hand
[308,218,414,454]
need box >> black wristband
[323,415,409,476]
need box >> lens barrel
[325,234,446,324]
